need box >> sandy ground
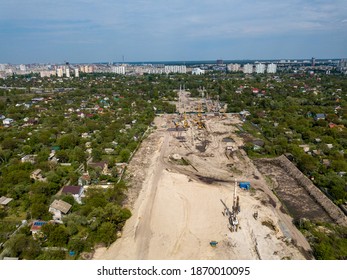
[93,92,310,260]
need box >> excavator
[173,120,179,130]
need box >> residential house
[24,118,39,126]
[252,88,259,94]
[62,185,84,204]
[329,123,337,129]
[104,148,115,154]
[78,173,91,186]
[3,118,14,126]
[312,150,322,156]
[88,161,109,175]
[49,199,72,221]
[326,144,333,149]
[239,110,251,118]
[299,144,310,153]
[30,169,45,181]
[0,196,13,207]
[21,154,37,164]
[253,139,265,147]
[30,220,47,237]
[329,123,345,131]
[314,113,326,121]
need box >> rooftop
[0,196,13,205]
[62,185,83,195]
[50,199,72,214]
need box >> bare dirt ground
[93,91,311,260]
[254,159,333,223]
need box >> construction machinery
[220,180,240,232]
[173,120,180,130]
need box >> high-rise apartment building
[267,63,277,73]
[312,57,316,67]
[65,68,70,78]
[40,70,56,78]
[80,65,94,73]
[74,68,79,77]
[243,63,253,74]
[56,68,63,77]
[227,63,241,72]
[255,63,266,74]
[111,66,126,74]
[164,65,187,74]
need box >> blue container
[239,182,250,190]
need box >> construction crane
[220,180,240,232]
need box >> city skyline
[1,0,347,64]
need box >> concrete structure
[192,68,205,75]
[275,155,347,226]
[56,67,63,77]
[227,63,241,72]
[312,57,316,67]
[40,70,56,78]
[65,67,70,78]
[164,65,187,74]
[255,63,266,74]
[112,66,126,75]
[267,63,277,73]
[80,65,94,73]
[74,68,79,77]
[243,63,253,74]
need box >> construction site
[92,89,335,260]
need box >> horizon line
[1,57,345,65]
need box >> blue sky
[1,0,346,63]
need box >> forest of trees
[0,73,178,259]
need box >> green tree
[119,148,131,162]
[46,225,69,247]
[97,222,115,246]
[4,234,41,259]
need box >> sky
[0,0,347,64]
